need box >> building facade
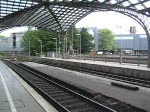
[0,29,148,54]
[115,34,148,51]
[77,27,99,51]
[78,27,148,52]
[0,32,24,52]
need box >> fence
[65,54,148,66]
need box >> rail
[2,59,116,112]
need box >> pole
[139,36,141,66]
[41,41,42,54]
[56,38,57,57]
[62,34,66,59]
[72,27,74,58]
[138,55,140,66]
[66,33,68,57]
[29,37,31,57]
[80,34,81,60]
[120,26,122,64]
[76,33,81,60]
[147,37,150,68]
[72,27,74,49]
[59,34,60,54]
[116,26,122,64]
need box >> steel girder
[0,0,150,67]
[0,2,93,33]
[0,0,150,33]
[106,7,150,67]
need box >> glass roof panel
[109,0,117,4]
[143,1,150,7]
[122,1,130,7]
[98,0,105,2]
[0,0,38,18]
[130,0,139,4]
[135,4,145,10]
[0,0,150,33]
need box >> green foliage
[98,28,117,51]
[0,35,6,38]
[21,26,94,55]
[80,28,94,53]
[21,28,58,55]
[0,52,5,58]
[67,26,80,51]
[67,27,94,53]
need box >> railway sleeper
[66,104,95,111]
[48,92,69,96]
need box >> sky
[0,11,145,37]
[76,11,145,34]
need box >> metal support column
[58,34,60,54]
[62,33,66,59]
[148,37,150,68]
[29,37,31,57]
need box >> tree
[0,35,6,38]
[98,28,117,52]
[21,26,94,56]
[67,26,80,52]
[36,29,59,53]
[21,28,58,55]
[80,28,94,53]
[67,27,94,54]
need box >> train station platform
[40,57,150,80]
[23,57,150,111]
[0,60,57,112]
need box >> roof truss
[0,0,150,33]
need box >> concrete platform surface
[0,61,57,112]
[23,61,150,112]
[43,57,150,71]
[40,57,150,80]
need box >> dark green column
[148,37,150,68]
[62,33,66,59]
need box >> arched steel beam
[110,8,150,68]
[46,1,150,17]
[59,2,150,67]
[0,4,43,28]
[1,1,149,33]
[0,1,150,67]
[89,8,150,67]
[44,3,63,32]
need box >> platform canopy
[0,0,150,33]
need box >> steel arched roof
[0,0,150,33]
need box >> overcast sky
[76,11,145,34]
[0,11,145,37]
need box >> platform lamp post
[76,33,81,60]
[10,33,17,61]
[0,39,1,50]
[116,26,122,64]
[53,38,57,57]
[72,27,74,58]
[58,34,61,54]
[38,39,42,55]
[29,37,31,57]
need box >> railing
[2,51,147,66]
[65,54,148,66]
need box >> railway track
[30,59,150,88]
[2,59,116,112]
